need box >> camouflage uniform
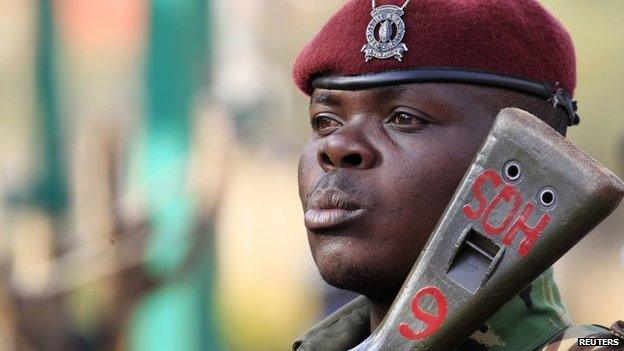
[293,269,623,350]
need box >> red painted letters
[482,184,522,234]
[462,169,501,219]
[462,169,550,256]
[399,286,448,340]
[503,203,550,256]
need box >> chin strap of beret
[550,89,580,126]
[311,68,580,126]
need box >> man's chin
[316,258,403,301]
[309,234,411,300]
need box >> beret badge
[361,5,409,62]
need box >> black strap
[311,68,580,126]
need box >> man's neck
[368,296,393,332]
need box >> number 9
[398,286,448,340]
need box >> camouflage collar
[293,268,571,351]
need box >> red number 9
[398,286,448,340]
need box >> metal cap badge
[362,1,411,62]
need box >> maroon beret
[293,0,577,117]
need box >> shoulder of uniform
[535,321,624,350]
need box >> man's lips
[304,189,365,230]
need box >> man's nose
[317,129,377,171]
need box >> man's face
[298,83,503,299]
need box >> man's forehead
[308,84,496,107]
[310,85,428,105]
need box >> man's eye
[312,115,341,134]
[388,112,429,129]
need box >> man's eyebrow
[310,91,340,106]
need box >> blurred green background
[0,1,623,350]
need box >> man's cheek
[297,157,318,202]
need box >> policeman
[292,0,622,350]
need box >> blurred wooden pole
[127,0,221,350]
[8,1,70,350]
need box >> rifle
[350,108,624,350]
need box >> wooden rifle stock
[350,108,624,350]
